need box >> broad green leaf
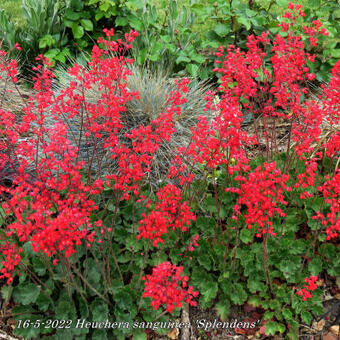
[72,23,84,39]
[176,55,191,64]
[132,330,147,340]
[301,311,312,325]
[115,289,133,311]
[13,283,40,305]
[214,23,230,37]
[197,254,211,271]
[116,17,128,26]
[282,308,293,320]
[95,12,104,21]
[248,295,262,307]
[64,9,80,21]
[265,321,279,335]
[237,16,251,30]
[230,283,247,305]
[127,15,144,31]
[309,0,321,8]
[56,297,76,320]
[191,54,206,64]
[186,63,199,76]
[216,300,230,320]
[240,228,253,244]
[308,256,323,275]
[264,311,275,320]
[36,292,50,312]
[32,256,46,276]
[277,323,285,333]
[80,19,93,31]
[92,329,108,340]
[330,49,340,58]
[201,281,218,302]
[71,0,84,11]
[85,258,101,286]
[99,2,110,11]
[1,285,12,302]
[160,35,171,43]
[91,298,109,322]
[247,279,266,293]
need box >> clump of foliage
[0,3,339,340]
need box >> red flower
[142,262,199,313]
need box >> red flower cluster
[0,29,141,281]
[227,162,290,237]
[137,184,196,247]
[1,121,99,258]
[313,170,340,240]
[0,242,22,284]
[297,275,318,301]
[142,262,199,313]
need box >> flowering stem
[263,233,273,293]
[69,261,110,304]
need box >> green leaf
[137,48,147,65]
[282,308,293,320]
[269,299,281,310]
[126,0,144,10]
[1,285,12,303]
[247,279,266,293]
[230,283,248,305]
[201,281,218,303]
[176,55,191,64]
[71,0,84,10]
[32,256,46,276]
[277,323,285,333]
[56,298,76,320]
[197,254,211,271]
[86,258,101,286]
[265,321,279,335]
[191,53,206,64]
[264,311,275,320]
[39,34,55,49]
[214,23,230,37]
[99,2,110,11]
[186,63,199,76]
[95,12,104,21]
[127,15,144,31]
[13,283,40,305]
[160,35,171,43]
[44,48,60,60]
[65,9,80,21]
[301,311,312,325]
[240,228,253,244]
[248,295,262,307]
[116,17,128,26]
[91,298,109,322]
[308,256,323,275]
[72,23,84,39]
[80,19,93,31]
[329,49,340,58]
[309,0,321,8]
[92,329,108,340]
[115,289,133,311]
[202,196,218,213]
[36,292,51,312]
[132,330,147,340]
[237,16,251,30]
[216,300,230,320]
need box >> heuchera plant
[0,2,339,338]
